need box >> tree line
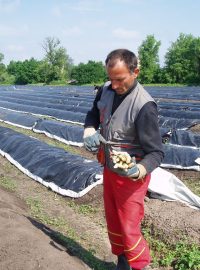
[0,33,200,85]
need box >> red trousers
[103,167,151,269]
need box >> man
[83,49,164,270]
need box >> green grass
[182,178,200,197]
[67,200,98,215]
[26,198,66,227]
[0,175,17,191]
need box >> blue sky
[0,0,200,66]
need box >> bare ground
[0,125,200,270]
[0,185,91,270]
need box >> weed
[0,175,17,191]
[172,242,200,270]
[26,197,66,228]
[77,204,97,215]
[143,227,200,269]
[182,178,200,197]
[67,200,98,215]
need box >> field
[0,85,200,270]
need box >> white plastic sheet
[149,167,200,210]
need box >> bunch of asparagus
[111,150,135,171]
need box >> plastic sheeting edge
[0,149,103,198]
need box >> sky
[0,0,200,66]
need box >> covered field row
[0,85,199,208]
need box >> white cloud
[61,26,83,37]
[112,28,140,39]
[0,0,21,13]
[0,24,29,37]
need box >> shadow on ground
[26,216,116,270]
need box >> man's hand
[115,163,147,180]
[114,163,139,178]
[83,127,100,152]
[111,152,147,180]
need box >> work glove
[112,154,147,180]
[134,164,147,180]
[115,163,147,180]
[115,162,139,178]
[83,127,101,152]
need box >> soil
[0,185,90,270]
[0,125,200,270]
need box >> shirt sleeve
[135,101,164,173]
[84,87,102,130]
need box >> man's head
[105,49,139,95]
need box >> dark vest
[97,81,155,170]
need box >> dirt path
[0,186,92,270]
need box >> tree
[71,60,107,84]
[164,33,200,84]
[7,58,42,84]
[42,37,73,84]
[0,52,15,84]
[0,52,6,73]
[138,35,161,83]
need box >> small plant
[142,227,200,269]
[67,200,97,215]
[0,175,17,191]
[26,197,67,228]
[78,204,97,215]
[182,178,200,197]
[172,242,200,270]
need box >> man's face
[106,60,139,95]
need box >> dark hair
[105,49,138,73]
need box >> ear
[133,68,139,78]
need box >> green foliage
[138,35,161,83]
[164,33,200,84]
[42,36,73,84]
[0,52,15,84]
[172,242,200,270]
[0,175,17,191]
[0,71,15,84]
[71,60,107,84]
[143,227,200,269]
[67,200,97,215]
[0,52,4,63]
[7,58,43,84]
